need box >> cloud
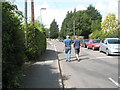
[15,0,118,29]
[95,0,118,20]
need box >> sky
[14,0,119,28]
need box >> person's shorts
[75,48,80,54]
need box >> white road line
[108,77,120,87]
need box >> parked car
[99,38,120,56]
[86,39,101,50]
[81,39,89,48]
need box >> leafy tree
[49,19,59,38]
[61,11,74,38]
[60,5,102,39]
[102,13,118,32]
[90,13,119,39]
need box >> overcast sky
[14,0,118,28]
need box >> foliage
[2,2,26,88]
[60,5,102,39]
[90,13,119,39]
[25,23,46,60]
[2,2,47,88]
[102,13,118,32]
[49,19,59,38]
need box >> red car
[86,39,101,50]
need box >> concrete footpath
[22,42,63,88]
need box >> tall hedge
[25,24,46,61]
[2,1,46,88]
[2,2,26,88]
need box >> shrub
[2,2,26,88]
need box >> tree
[90,13,119,39]
[102,13,118,32]
[49,19,59,38]
[60,5,102,39]
[101,13,119,38]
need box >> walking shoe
[68,60,71,62]
[77,59,80,62]
[66,59,68,62]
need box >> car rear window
[93,40,100,43]
[84,39,89,42]
[108,39,120,44]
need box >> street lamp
[40,8,46,27]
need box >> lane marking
[108,77,120,87]
[96,56,112,59]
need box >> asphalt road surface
[50,40,119,88]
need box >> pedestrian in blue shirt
[64,35,72,62]
[73,36,81,61]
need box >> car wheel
[106,49,110,56]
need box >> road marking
[45,60,54,64]
[108,77,120,87]
[96,56,112,59]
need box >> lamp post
[40,8,46,27]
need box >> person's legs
[67,49,71,62]
[75,48,80,60]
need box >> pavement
[22,41,63,88]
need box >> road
[50,40,119,88]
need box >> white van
[99,38,120,56]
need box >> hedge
[2,2,46,88]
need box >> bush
[25,24,46,60]
[2,1,47,88]
[2,2,26,88]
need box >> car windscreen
[108,39,120,44]
[92,40,100,43]
[84,39,89,42]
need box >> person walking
[73,36,81,61]
[64,35,72,62]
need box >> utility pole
[118,0,120,21]
[73,8,76,35]
[73,20,75,35]
[24,0,27,48]
[31,0,34,25]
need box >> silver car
[99,38,120,56]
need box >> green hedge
[25,24,46,61]
[2,2,26,88]
[2,2,46,88]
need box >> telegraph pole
[118,0,120,21]
[31,0,34,25]
[24,0,27,48]
[73,20,75,35]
